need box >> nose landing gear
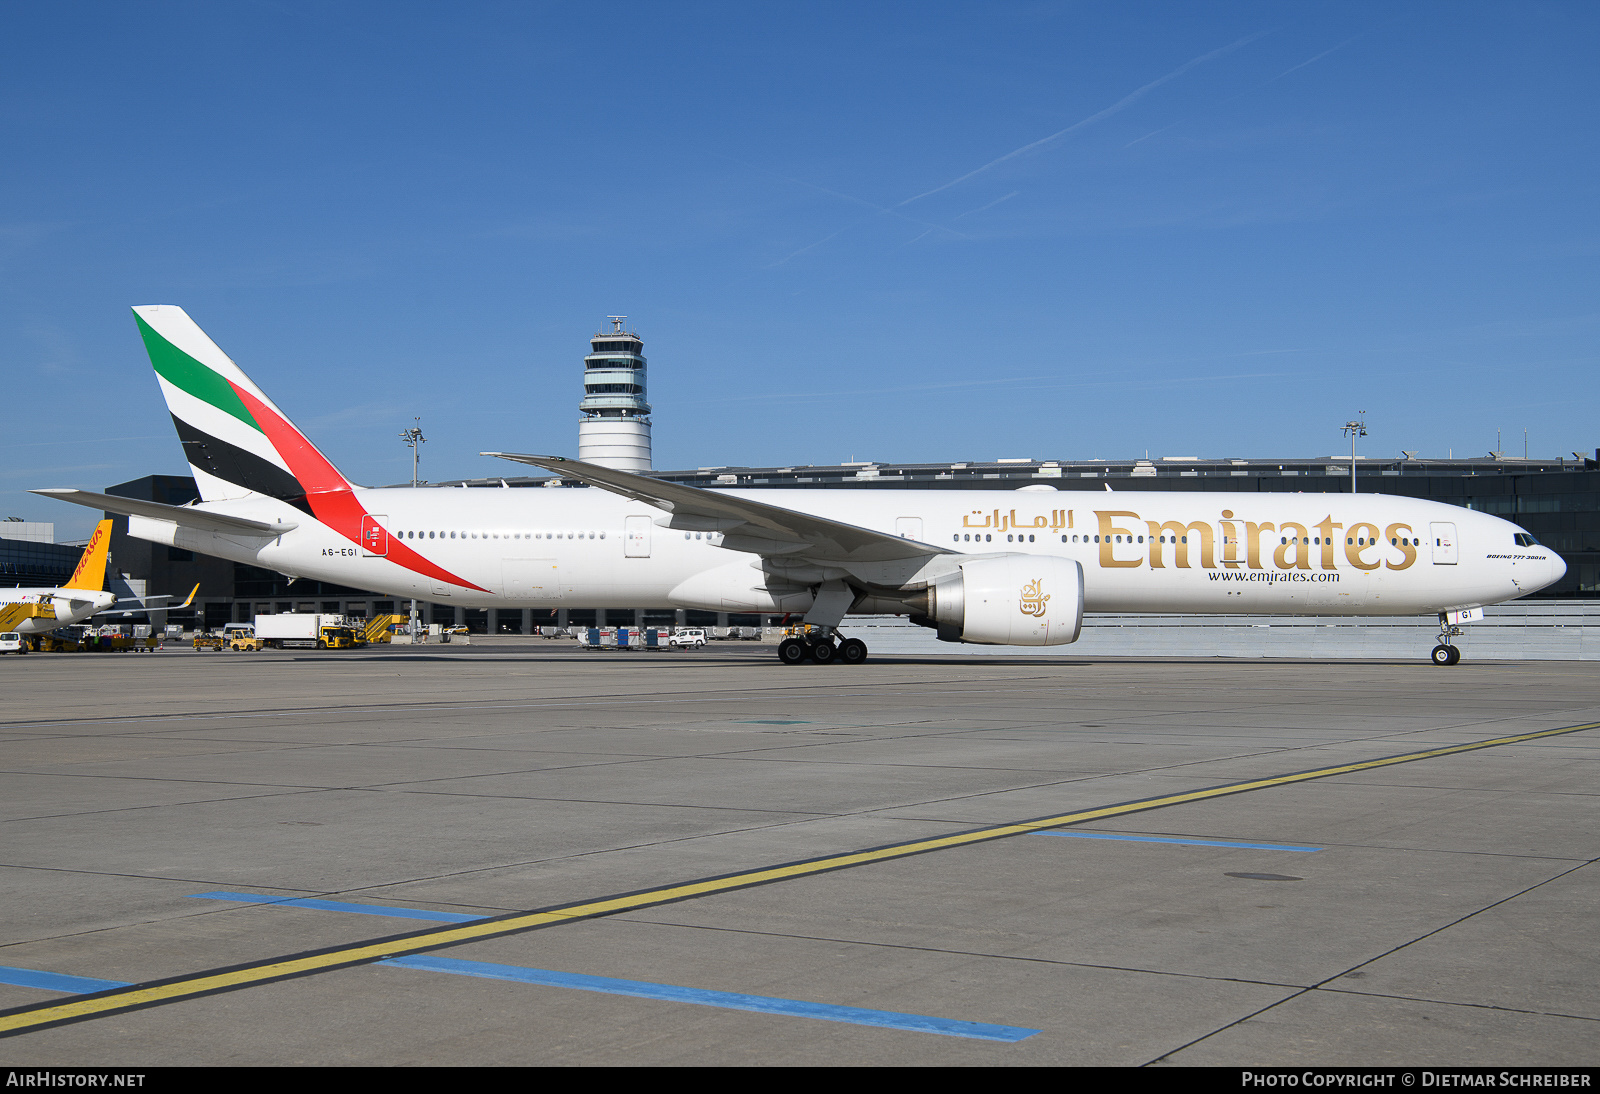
[1431,613,1466,666]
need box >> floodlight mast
[400,418,426,488]
[1341,414,1368,493]
[398,417,426,636]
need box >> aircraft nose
[1549,551,1567,586]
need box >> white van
[668,628,708,650]
[0,632,27,655]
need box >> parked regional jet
[0,521,117,635]
[0,520,200,643]
[35,306,1566,665]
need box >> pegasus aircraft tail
[61,519,113,592]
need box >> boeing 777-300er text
[34,306,1566,666]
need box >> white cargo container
[253,614,360,649]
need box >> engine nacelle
[912,554,1083,645]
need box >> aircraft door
[361,514,389,557]
[1430,522,1458,565]
[502,559,560,600]
[895,517,924,541]
[625,516,652,558]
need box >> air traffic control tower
[577,316,652,471]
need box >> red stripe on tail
[230,383,488,593]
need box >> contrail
[720,154,969,267]
[765,222,856,268]
[747,160,969,237]
[760,31,1269,267]
[1273,32,1362,81]
[1125,32,1363,148]
[897,29,1273,208]
[953,190,1020,220]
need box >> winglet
[180,583,200,608]
[62,519,113,592]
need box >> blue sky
[5,1,1597,539]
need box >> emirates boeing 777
[35,306,1566,665]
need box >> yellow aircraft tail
[62,520,113,592]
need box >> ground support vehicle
[191,632,224,652]
[40,634,156,653]
[223,623,263,651]
[667,628,707,650]
[0,632,27,654]
[0,602,55,643]
[254,614,363,649]
[362,614,408,644]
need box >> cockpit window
[1513,533,1540,547]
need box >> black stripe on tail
[171,414,315,516]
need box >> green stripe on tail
[135,314,261,432]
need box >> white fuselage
[0,587,118,634]
[129,486,1564,619]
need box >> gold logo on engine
[1019,578,1049,617]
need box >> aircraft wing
[31,489,298,537]
[483,453,952,563]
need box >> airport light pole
[400,418,426,637]
[1342,414,1367,493]
[400,418,426,487]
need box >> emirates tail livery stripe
[137,307,485,593]
[229,383,488,592]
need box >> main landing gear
[1431,614,1464,666]
[777,625,868,666]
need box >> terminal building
[0,520,83,588]
[81,316,1600,635]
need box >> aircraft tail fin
[132,305,356,511]
[62,519,113,592]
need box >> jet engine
[905,554,1083,645]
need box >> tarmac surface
[0,638,1596,1066]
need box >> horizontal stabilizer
[483,453,949,564]
[32,489,298,537]
[105,582,202,613]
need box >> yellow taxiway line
[3,718,1594,1037]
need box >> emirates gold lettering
[1386,523,1417,570]
[1315,516,1343,570]
[1245,521,1275,569]
[1345,522,1381,571]
[952,505,1426,578]
[1219,511,1242,569]
[1145,520,1214,569]
[1095,511,1143,568]
[1274,522,1311,570]
[1019,579,1049,617]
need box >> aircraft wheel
[1431,644,1455,666]
[811,641,837,664]
[778,638,808,665]
[838,638,868,664]
[1446,645,1462,665]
